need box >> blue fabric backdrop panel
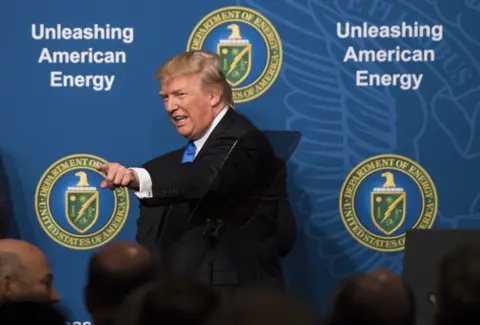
[0,0,479,322]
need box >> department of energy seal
[35,154,129,250]
[187,6,282,103]
[339,154,438,252]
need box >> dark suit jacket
[135,108,296,289]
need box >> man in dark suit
[97,50,296,294]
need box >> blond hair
[155,50,233,107]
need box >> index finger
[96,163,109,172]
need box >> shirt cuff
[129,168,153,199]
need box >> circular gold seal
[34,154,129,250]
[187,6,282,103]
[339,154,438,252]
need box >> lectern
[403,229,480,325]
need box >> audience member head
[0,239,59,302]
[114,275,219,325]
[208,285,319,325]
[155,50,232,141]
[0,300,67,325]
[85,241,155,325]
[435,243,480,325]
[327,268,415,325]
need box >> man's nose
[165,98,179,113]
[50,285,60,302]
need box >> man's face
[2,252,59,302]
[160,74,218,140]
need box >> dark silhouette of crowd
[0,238,478,325]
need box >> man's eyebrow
[159,88,186,97]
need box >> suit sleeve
[142,131,261,204]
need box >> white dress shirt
[131,106,229,199]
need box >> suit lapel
[195,108,236,160]
[150,148,183,244]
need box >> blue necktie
[181,141,197,163]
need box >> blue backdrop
[1,0,479,323]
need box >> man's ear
[208,86,222,107]
[0,276,13,299]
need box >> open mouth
[172,116,188,126]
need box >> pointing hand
[96,162,139,190]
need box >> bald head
[85,241,155,313]
[0,239,58,302]
[0,239,41,280]
[93,241,151,271]
[0,238,42,252]
[328,268,415,325]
